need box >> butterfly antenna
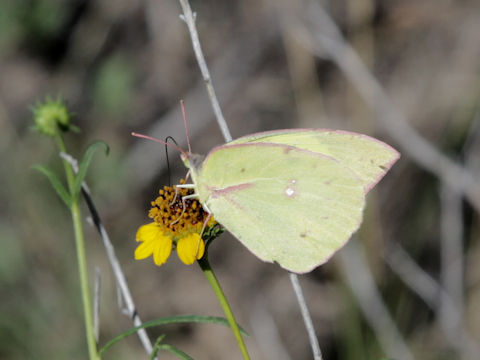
[131,132,185,155]
[165,136,179,187]
[180,100,192,154]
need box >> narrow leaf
[150,335,167,360]
[157,343,194,360]
[73,141,109,198]
[99,315,248,355]
[33,165,71,207]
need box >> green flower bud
[32,97,72,136]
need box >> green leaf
[150,335,194,360]
[150,335,167,360]
[156,343,194,360]
[72,141,109,199]
[33,165,71,207]
[99,315,248,356]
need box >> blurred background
[1,0,479,359]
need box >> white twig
[178,0,232,142]
[60,153,155,358]
[289,274,323,360]
[177,2,322,358]
[339,241,414,360]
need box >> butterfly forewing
[194,143,365,273]
[230,129,400,193]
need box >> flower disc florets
[135,180,219,266]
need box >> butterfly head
[180,152,208,204]
[181,152,205,174]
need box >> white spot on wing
[285,187,295,197]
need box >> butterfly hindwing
[192,143,365,273]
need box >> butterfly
[177,128,399,273]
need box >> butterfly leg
[184,170,191,182]
[176,183,196,190]
[169,186,179,206]
[201,202,212,214]
[176,184,212,214]
[199,212,212,237]
[170,177,194,206]
[169,193,197,226]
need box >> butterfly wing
[229,129,400,193]
[194,143,365,273]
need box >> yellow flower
[135,181,217,266]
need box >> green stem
[71,200,100,360]
[55,132,100,360]
[54,132,75,192]
[197,257,250,360]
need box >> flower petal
[153,236,173,266]
[134,238,156,260]
[136,222,161,242]
[177,233,205,265]
[134,223,173,266]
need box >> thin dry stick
[59,153,155,358]
[299,0,480,212]
[177,1,322,358]
[339,241,414,360]
[289,274,323,360]
[178,0,231,143]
